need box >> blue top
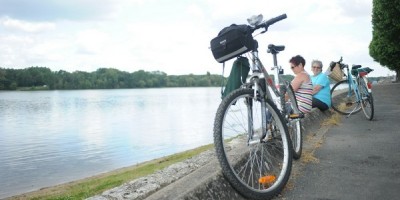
[311,72,331,107]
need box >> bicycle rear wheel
[330,80,362,115]
[358,78,374,120]
[285,84,303,160]
[214,88,292,200]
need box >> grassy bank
[10,144,214,200]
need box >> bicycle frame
[269,47,298,116]
[246,50,301,117]
[243,47,302,144]
[344,66,362,101]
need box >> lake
[0,88,221,198]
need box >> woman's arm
[312,74,329,94]
[313,85,322,94]
[291,73,307,92]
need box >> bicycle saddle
[352,65,362,69]
[267,44,285,54]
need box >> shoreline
[6,144,214,200]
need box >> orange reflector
[367,82,372,89]
[359,72,367,77]
[266,78,273,86]
[259,175,276,184]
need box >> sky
[0,0,395,77]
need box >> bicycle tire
[358,78,374,120]
[330,80,362,115]
[286,84,303,160]
[214,88,292,200]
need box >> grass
[10,144,214,200]
[321,110,342,126]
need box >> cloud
[75,29,110,55]
[0,0,395,77]
[1,17,55,32]
[338,0,372,18]
[0,0,118,21]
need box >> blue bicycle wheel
[330,80,362,115]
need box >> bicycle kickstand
[346,103,360,118]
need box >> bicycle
[330,57,374,120]
[210,14,303,200]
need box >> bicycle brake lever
[260,27,268,34]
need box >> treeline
[4,66,386,91]
[0,67,225,90]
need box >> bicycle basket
[210,24,255,63]
[328,63,344,82]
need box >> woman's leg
[312,97,329,111]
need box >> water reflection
[0,88,220,198]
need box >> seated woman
[289,55,313,114]
[266,55,313,122]
[310,60,331,111]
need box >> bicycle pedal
[289,113,304,119]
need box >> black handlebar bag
[210,24,255,63]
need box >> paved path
[279,83,400,200]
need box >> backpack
[222,57,250,99]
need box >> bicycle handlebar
[331,56,347,69]
[251,14,287,33]
[264,14,287,27]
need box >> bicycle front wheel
[330,80,362,115]
[358,78,374,120]
[213,88,292,200]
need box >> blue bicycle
[330,57,374,120]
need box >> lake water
[0,88,221,198]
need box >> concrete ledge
[145,159,245,200]
[143,108,334,200]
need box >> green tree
[0,67,224,90]
[369,0,400,82]
[0,68,7,89]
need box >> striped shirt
[294,76,313,114]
